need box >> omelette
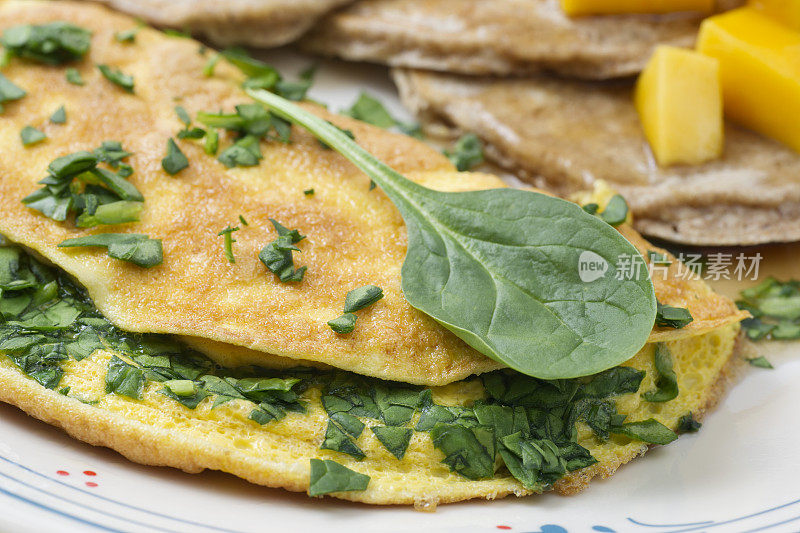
[83,0,355,48]
[395,69,800,246]
[303,0,744,79]
[0,1,747,508]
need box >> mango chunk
[561,0,713,16]
[749,0,800,31]
[634,45,723,167]
[698,8,800,153]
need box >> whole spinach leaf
[248,89,657,380]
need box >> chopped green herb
[737,278,800,341]
[50,105,66,124]
[22,144,142,227]
[163,28,191,38]
[444,133,484,171]
[1,23,91,65]
[655,302,694,329]
[203,53,220,77]
[163,379,197,397]
[221,48,280,89]
[97,64,134,93]
[258,219,306,282]
[343,92,396,128]
[218,225,239,263]
[582,203,599,215]
[371,426,413,460]
[238,215,249,226]
[321,412,366,459]
[161,138,189,175]
[677,413,702,434]
[218,135,261,167]
[613,418,677,445]
[303,188,315,196]
[308,459,370,497]
[274,64,316,101]
[114,24,142,43]
[20,126,45,146]
[343,285,384,314]
[177,127,205,140]
[204,128,219,155]
[58,233,163,268]
[65,68,84,86]
[174,105,191,126]
[430,423,495,480]
[599,194,629,226]
[642,343,678,403]
[747,356,773,369]
[328,313,357,334]
[0,72,26,112]
[105,355,145,400]
[249,88,658,381]
[76,200,143,228]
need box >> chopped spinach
[22,144,142,229]
[258,219,306,282]
[161,138,189,175]
[747,356,773,369]
[106,355,145,400]
[371,426,413,460]
[1,23,91,65]
[737,278,800,341]
[656,301,694,329]
[444,133,484,172]
[642,343,678,403]
[327,314,356,334]
[59,233,163,268]
[599,194,629,226]
[20,126,45,146]
[50,105,67,124]
[65,68,84,86]
[0,73,26,113]
[676,412,702,434]
[97,64,134,93]
[308,459,370,497]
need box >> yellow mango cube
[561,0,713,16]
[634,46,723,167]
[698,8,800,153]
[749,0,800,31]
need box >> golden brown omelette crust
[0,1,503,386]
[304,0,743,79]
[394,69,800,246]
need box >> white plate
[2,50,799,533]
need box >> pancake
[0,1,746,385]
[303,0,743,80]
[394,69,800,246]
[84,0,354,48]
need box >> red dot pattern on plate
[55,469,100,487]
